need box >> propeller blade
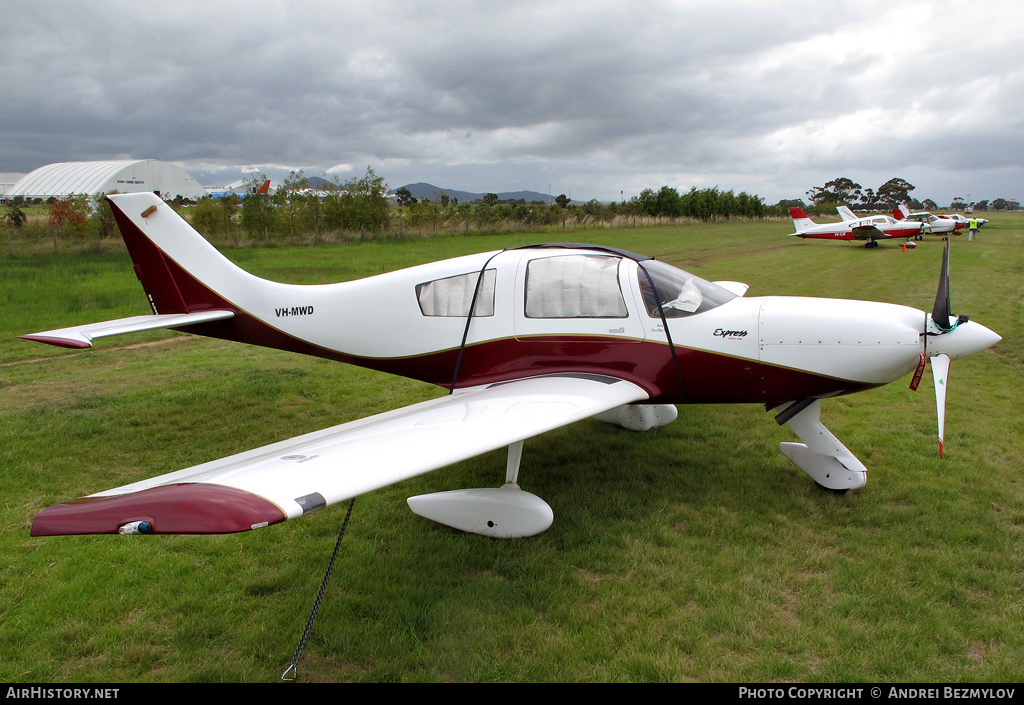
[930,353,950,457]
[931,239,952,330]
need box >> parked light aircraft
[837,206,923,243]
[22,193,999,538]
[893,205,965,234]
[963,207,989,225]
[207,178,271,200]
[788,207,924,247]
[943,213,988,228]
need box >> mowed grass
[2,216,1023,682]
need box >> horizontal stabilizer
[20,311,235,349]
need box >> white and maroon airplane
[23,193,1000,539]
[788,206,924,247]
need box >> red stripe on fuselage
[181,313,877,406]
[798,232,857,241]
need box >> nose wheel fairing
[774,399,868,491]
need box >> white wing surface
[32,374,649,536]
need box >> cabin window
[637,260,737,318]
[525,255,628,319]
[416,269,496,317]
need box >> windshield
[637,260,738,318]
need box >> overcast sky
[2,0,1021,205]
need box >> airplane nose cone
[928,320,1001,359]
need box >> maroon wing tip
[18,334,92,349]
[31,483,287,536]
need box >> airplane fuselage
[900,212,964,234]
[168,245,931,406]
[788,207,924,243]
[794,219,923,241]
[34,196,995,415]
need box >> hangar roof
[13,161,146,197]
[10,160,206,200]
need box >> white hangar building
[8,159,207,201]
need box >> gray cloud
[2,0,1022,205]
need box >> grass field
[2,216,1022,683]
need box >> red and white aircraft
[942,213,987,228]
[23,193,1000,538]
[893,205,965,234]
[206,177,271,200]
[788,206,924,247]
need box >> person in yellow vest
[968,217,979,241]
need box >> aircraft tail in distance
[789,207,816,233]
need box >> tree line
[3,171,778,252]
[4,168,1019,254]
[800,176,1020,214]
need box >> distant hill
[398,182,558,204]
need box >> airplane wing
[850,225,887,240]
[31,373,649,536]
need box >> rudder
[108,196,190,314]
[106,193,251,316]
[789,206,815,233]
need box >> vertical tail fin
[33,192,349,361]
[106,193,254,315]
[108,197,189,314]
[836,205,858,222]
[789,206,815,233]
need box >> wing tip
[18,334,92,349]
[31,483,287,536]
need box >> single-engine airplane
[788,206,924,247]
[943,213,987,229]
[893,205,964,235]
[837,205,923,245]
[207,178,271,200]
[22,193,1000,539]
